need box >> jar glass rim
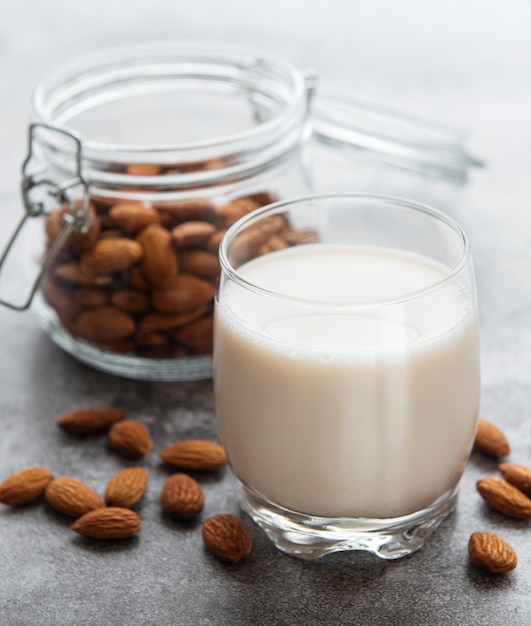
[219,192,471,309]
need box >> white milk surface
[214,244,480,518]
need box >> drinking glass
[214,193,480,560]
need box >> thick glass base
[32,295,213,381]
[239,482,459,560]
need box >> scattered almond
[45,477,104,517]
[499,462,531,498]
[159,440,227,471]
[56,407,126,436]
[72,507,141,539]
[474,418,511,458]
[160,473,204,519]
[476,476,531,519]
[202,514,252,562]
[0,467,54,506]
[108,420,153,459]
[468,531,517,573]
[105,467,149,509]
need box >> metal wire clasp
[0,123,90,311]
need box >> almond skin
[202,514,252,562]
[73,306,136,343]
[137,224,179,288]
[109,203,161,233]
[45,477,104,517]
[159,440,227,471]
[108,420,153,459]
[56,407,126,436]
[468,531,517,573]
[499,462,531,497]
[80,238,143,275]
[151,274,215,314]
[474,418,511,458]
[476,476,531,519]
[161,473,204,519]
[105,467,149,509]
[72,507,141,539]
[0,467,54,506]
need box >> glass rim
[218,192,471,309]
[30,40,307,156]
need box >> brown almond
[281,226,319,246]
[476,476,531,519]
[179,250,220,281]
[172,315,213,353]
[108,420,153,459]
[171,221,217,248]
[72,507,141,539]
[205,229,227,254]
[111,289,150,314]
[46,202,100,253]
[75,287,109,308]
[41,276,81,321]
[138,307,206,333]
[109,202,161,233]
[80,238,143,275]
[160,474,204,519]
[155,199,217,228]
[159,440,227,471]
[468,531,517,573]
[45,477,104,517]
[54,262,113,287]
[73,306,136,343]
[126,163,161,176]
[202,514,252,562]
[499,462,531,497]
[122,265,150,291]
[152,275,215,314]
[105,467,149,508]
[228,226,268,266]
[135,330,169,348]
[215,198,260,228]
[56,407,126,436]
[137,224,179,287]
[0,467,54,506]
[474,418,511,458]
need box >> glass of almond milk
[214,194,480,560]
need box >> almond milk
[214,244,480,519]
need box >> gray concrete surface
[1,1,531,624]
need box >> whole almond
[73,306,136,343]
[171,221,216,248]
[155,199,217,228]
[54,262,113,287]
[72,507,141,539]
[179,250,219,281]
[108,420,153,459]
[138,307,206,333]
[46,202,100,253]
[75,287,109,308]
[476,476,531,519]
[111,289,150,314]
[45,477,104,517]
[137,224,179,288]
[41,276,81,321]
[0,467,54,506]
[56,407,126,435]
[80,238,143,275]
[202,514,252,562]
[499,462,531,497]
[105,467,149,508]
[159,440,227,471]
[109,202,161,232]
[468,531,517,573]
[152,275,215,314]
[172,315,213,353]
[160,473,204,519]
[474,418,511,458]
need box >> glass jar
[19,42,313,381]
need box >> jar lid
[310,90,483,183]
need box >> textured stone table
[1,1,530,624]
